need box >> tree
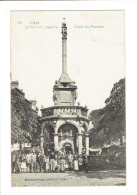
[89,78,125,147]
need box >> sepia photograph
[10,10,126,187]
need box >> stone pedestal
[85,134,89,155]
[77,133,83,155]
[53,133,59,151]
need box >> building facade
[11,81,40,147]
[40,19,90,155]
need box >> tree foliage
[89,78,125,147]
[11,88,41,146]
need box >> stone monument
[40,19,90,155]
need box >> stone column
[40,122,45,154]
[59,20,71,83]
[40,135,44,154]
[62,39,67,74]
[77,133,83,155]
[85,134,89,155]
[53,133,59,151]
[62,19,67,75]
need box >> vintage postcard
[10,10,126,187]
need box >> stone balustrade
[41,106,88,118]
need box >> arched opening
[43,125,54,155]
[58,124,78,154]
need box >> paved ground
[11,170,126,187]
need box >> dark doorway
[63,143,73,154]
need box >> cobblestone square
[11,170,126,187]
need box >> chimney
[11,81,19,89]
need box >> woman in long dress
[73,154,79,172]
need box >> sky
[11,10,125,115]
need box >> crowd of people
[12,149,89,173]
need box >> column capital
[76,133,83,136]
[53,133,59,136]
[85,133,89,137]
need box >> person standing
[73,154,79,172]
[78,154,83,171]
[83,155,89,173]
[54,158,58,172]
[60,152,66,172]
[62,148,66,156]
[12,152,17,173]
[36,152,40,172]
[49,152,55,172]
[45,156,50,172]
[21,154,27,173]
[15,153,20,173]
[56,154,61,172]
[30,152,35,172]
[38,152,43,172]
[42,154,46,173]
[31,151,36,172]
[67,151,73,171]
[26,152,31,172]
